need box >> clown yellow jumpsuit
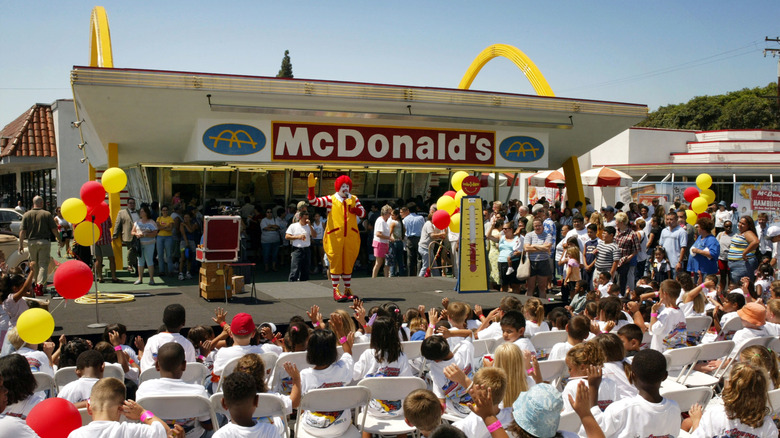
[308,174,365,301]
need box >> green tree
[277,50,293,78]
[638,83,779,130]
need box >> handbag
[131,236,142,254]
[516,251,531,281]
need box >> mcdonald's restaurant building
[70,67,647,208]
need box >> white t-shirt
[259,218,281,243]
[510,337,537,356]
[452,407,514,438]
[58,377,99,405]
[300,352,354,437]
[548,341,576,361]
[692,403,777,438]
[3,294,28,326]
[2,392,45,419]
[16,348,53,376]
[373,216,390,244]
[477,322,503,341]
[285,222,312,248]
[679,300,706,318]
[590,395,681,438]
[562,376,618,413]
[649,306,687,352]
[598,281,613,298]
[352,348,413,417]
[731,326,769,354]
[524,320,550,338]
[212,344,282,376]
[0,415,39,438]
[68,420,166,438]
[140,333,197,373]
[429,341,474,418]
[597,320,630,334]
[212,421,280,438]
[136,378,210,438]
[602,361,638,401]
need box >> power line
[559,40,763,94]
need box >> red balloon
[683,187,699,203]
[87,201,110,224]
[698,212,712,219]
[80,181,106,207]
[453,207,460,215]
[26,398,81,438]
[432,209,451,230]
[53,260,94,299]
[443,190,456,198]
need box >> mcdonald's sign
[202,124,266,155]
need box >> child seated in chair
[213,372,280,438]
[58,350,104,408]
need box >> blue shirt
[659,225,687,268]
[687,234,720,275]
[403,213,425,238]
[543,218,557,255]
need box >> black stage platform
[49,276,555,340]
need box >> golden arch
[458,44,554,97]
[89,6,114,68]
[209,130,259,149]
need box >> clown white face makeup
[339,183,350,198]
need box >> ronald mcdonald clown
[308,173,365,302]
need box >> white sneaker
[185,272,193,280]
[178,272,184,280]
[506,267,515,275]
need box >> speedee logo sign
[272,122,495,166]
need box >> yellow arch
[89,6,114,68]
[458,44,554,96]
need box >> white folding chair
[558,410,582,433]
[531,331,568,360]
[139,361,210,386]
[685,316,712,346]
[767,388,780,416]
[716,316,743,341]
[54,366,79,391]
[210,392,290,438]
[401,340,426,378]
[136,394,219,432]
[357,377,427,436]
[472,338,494,359]
[259,352,279,384]
[350,342,371,361]
[216,353,278,391]
[33,372,57,397]
[662,345,701,387]
[767,337,780,357]
[660,386,713,412]
[269,351,310,394]
[295,386,371,438]
[78,407,92,426]
[682,340,735,387]
[537,359,566,387]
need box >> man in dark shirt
[19,196,61,290]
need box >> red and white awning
[581,166,632,187]
[528,169,566,188]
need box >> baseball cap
[737,302,766,327]
[532,204,544,214]
[231,313,256,336]
[604,205,615,213]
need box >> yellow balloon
[17,308,54,344]
[691,197,707,214]
[449,213,461,233]
[686,210,697,226]
[454,190,466,206]
[451,171,470,192]
[74,221,101,246]
[437,195,457,215]
[101,167,127,194]
[696,173,712,190]
[61,198,87,224]
[700,188,716,204]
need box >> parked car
[0,231,28,272]
[0,208,22,236]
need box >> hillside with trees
[637,82,779,130]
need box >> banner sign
[734,183,780,223]
[458,196,489,293]
[272,122,495,166]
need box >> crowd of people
[3,192,780,436]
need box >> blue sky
[1,1,778,125]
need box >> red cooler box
[195,216,241,263]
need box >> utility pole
[765,37,780,123]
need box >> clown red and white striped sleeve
[353,199,366,218]
[309,195,333,212]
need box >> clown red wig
[335,175,353,192]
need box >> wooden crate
[232,276,245,294]
[199,285,232,301]
[200,262,232,276]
